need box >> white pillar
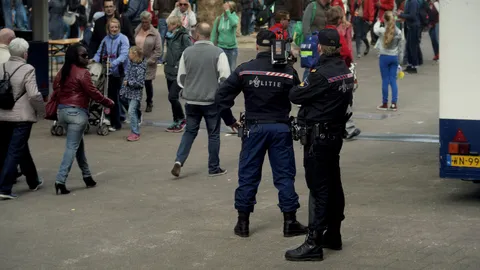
[439,0,479,120]
[31,0,49,41]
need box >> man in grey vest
[170,22,233,178]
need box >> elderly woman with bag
[134,11,162,113]
[49,43,114,195]
[0,38,45,200]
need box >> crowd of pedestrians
[0,0,441,245]
[0,0,442,263]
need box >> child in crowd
[325,6,353,67]
[374,11,404,111]
[120,46,147,141]
[325,7,361,139]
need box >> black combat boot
[322,229,342,250]
[285,229,323,261]
[234,212,250,237]
[283,211,308,237]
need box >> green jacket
[164,27,192,80]
[211,11,239,49]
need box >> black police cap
[317,29,341,48]
[256,30,276,47]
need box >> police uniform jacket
[216,51,301,125]
[289,55,353,127]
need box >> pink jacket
[337,23,354,62]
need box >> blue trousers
[176,104,221,173]
[56,108,92,185]
[379,55,399,104]
[235,123,300,213]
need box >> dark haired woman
[53,43,114,195]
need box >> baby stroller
[86,62,110,136]
[50,62,110,136]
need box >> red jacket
[377,0,395,22]
[269,23,288,40]
[54,65,114,110]
[349,0,375,22]
[325,25,353,67]
[331,0,345,13]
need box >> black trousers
[107,76,123,129]
[145,79,153,105]
[304,131,345,233]
[166,78,185,122]
[0,122,39,192]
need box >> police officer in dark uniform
[285,29,353,261]
[216,30,307,238]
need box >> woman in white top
[168,0,197,35]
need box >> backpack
[300,31,320,68]
[418,0,430,28]
[294,1,317,46]
[0,63,26,110]
[255,3,274,26]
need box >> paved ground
[1,35,480,270]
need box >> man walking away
[171,23,230,178]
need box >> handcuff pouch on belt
[290,117,308,145]
[238,112,247,138]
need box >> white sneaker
[103,119,111,126]
[108,127,117,132]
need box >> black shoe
[234,212,250,237]
[171,162,181,177]
[322,230,343,250]
[0,192,18,200]
[285,230,324,261]
[208,168,227,177]
[345,128,361,140]
[364,46,370,56]
[83,176,97,188]
[55,183,70,195]
[405,66,418,74]
[145,103,153,113]
[283,211,308,237]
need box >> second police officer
[216,30,307,238]
[285,29,354,261]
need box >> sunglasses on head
[179,3,188,6]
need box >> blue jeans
[0,122,39,193]
[235,123,299,213]
[127,99,141,135]
[175,104,221,173]
[158,18,168,61]
[429,24,439,56]
[221,48,238,73]
[288,20,296,39]
[56,107,92,185]
[2,0,27,30]
[379,55,399,104]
